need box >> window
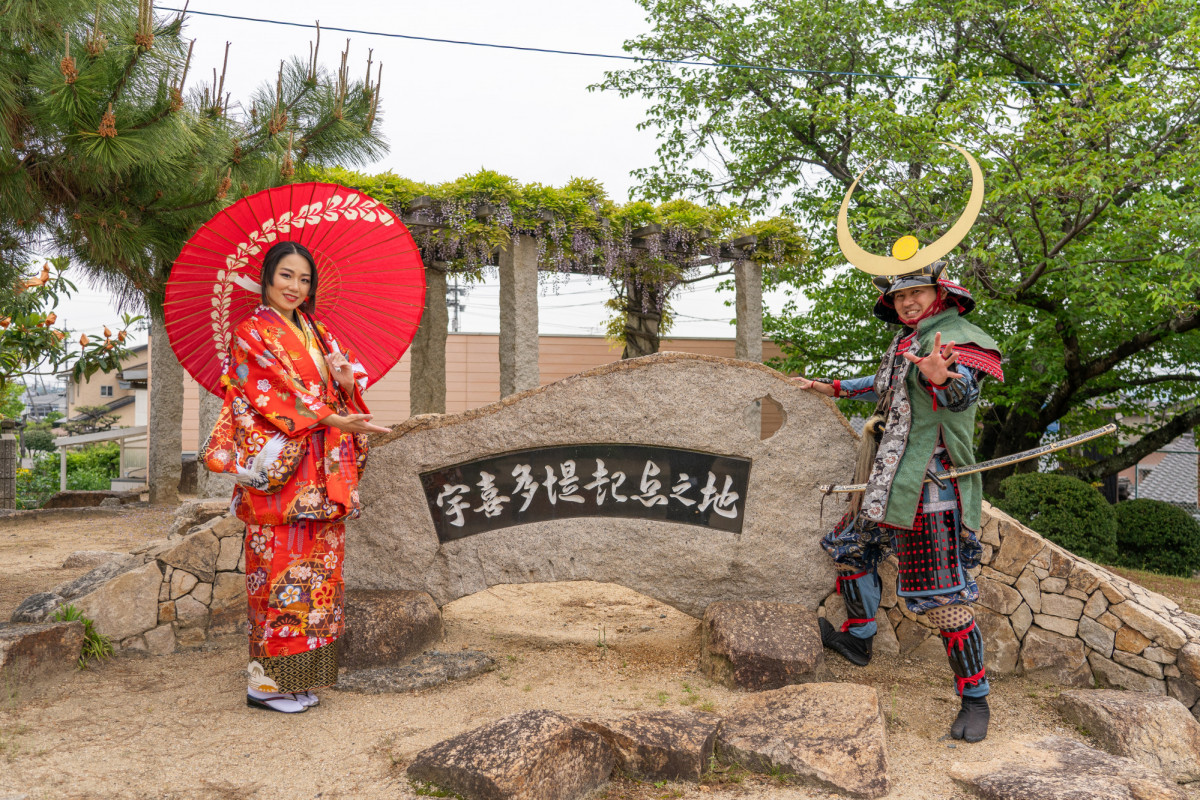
[100,385,113,397]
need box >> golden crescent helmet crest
[837,142,984,277]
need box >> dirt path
[1,507,1198,800]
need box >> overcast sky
[48,0,794,350]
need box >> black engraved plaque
[420,444,752,542]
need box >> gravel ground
[1,506,1198,800]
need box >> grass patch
[410,780,464,799]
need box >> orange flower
[103,326,112,338]
[117,330,127,343]
[43,312,57,326]
[0,317,9,329]
[53,330,66,341]
[79,333,89,347]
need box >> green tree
[0,384,22,420]
[1,1,385,501]
[599,0,1200,491]
[1,259,138,409]
[62,404,119,435]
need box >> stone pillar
[498,235,540,398]
[409,263,449,415]
[734,260,763,363]
[195,387,235,498]
[148,314,183,506]
[0,419,16,510]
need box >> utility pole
[446,275,469,333]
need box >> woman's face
[891,285,938,324]
[264,253,312,314]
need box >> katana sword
[817,423,1118,494]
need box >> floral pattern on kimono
[223,306,371,659]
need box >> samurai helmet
[836,142,984,277]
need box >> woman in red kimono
[209,240,388,713]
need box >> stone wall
[823,502,1200,718]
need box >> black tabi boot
[819,617,873,666]
[940,620,991,743]
[951,695,990,743]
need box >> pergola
[393,198,771,415]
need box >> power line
[163,7,1079,88]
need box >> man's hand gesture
[903,331,959,386]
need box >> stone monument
[345,352,858,616]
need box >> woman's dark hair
[260,240,318,314]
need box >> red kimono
[214,305,369,692]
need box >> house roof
[1135,432,1197,505]
[69,394,135,421]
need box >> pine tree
[1,1,387,502]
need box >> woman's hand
[322,413,390,434]
[791,376,836,397]
[324,352,356,392]
[902,331,959,386]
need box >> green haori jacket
[861,308,1000,532]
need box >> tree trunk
[195,386,235,498]
[621,279,662,359]
[148,314,183,505]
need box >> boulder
[216,535,241,572]
[1078,615,1115,658]
[156,529,219,583]
[1011,602,1033,641]
[339,590,444,671]
[73,561,162,642]
[973,606,1020,674]
[51,555,139,600]
[406,710,614,800]
[0,621,84,685]
[1056,689,1200,783]
[168,498,230,539]
[700,600,824,690]
[990,523,1045,577]
[1040,593,1085,620]
[338,651,495,693]
[1088,652,1166,695]
[1015,568,1042,614]
[717,683,890,799]
[1175,642,1200,684]
[143,624,176,656]
[9,592,65,624]
[577,710,721,781]
[872,608,900,656]
[1019,626,1092,687]
[1167,678,1200,709]
[1114,625,1151,655]
[950,736,1187,800]
[977,575,1023,616]
[60,551,126,570]
[1110,601,1187,650]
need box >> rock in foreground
[337,650,493,693]
[718,682,890,798]
[338,589,443,670]
[407,709,614,800]
[701,600,825,690]
[1056,690,1200,783]
[579,710,721,781]
[949,736,1188,800]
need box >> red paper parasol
[165,182,425,396]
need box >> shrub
[994,472,1119,564]
[1113,498,1200,577]
[51,604,114,668]
[22,428,55,452]
[14,442,120,509]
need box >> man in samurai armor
[794,145,1004,742]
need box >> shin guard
[939,620,989,697]
[836,570,881,640]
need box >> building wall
[65,346,146,428]
[181,333,784,452]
